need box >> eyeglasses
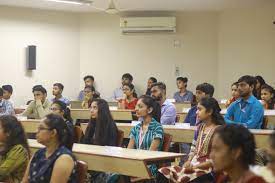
[37,127,52,132]
[50,107,59,111]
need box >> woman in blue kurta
[22,114,77,183]
[127,95,164,176]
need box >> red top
[122,98,138,110]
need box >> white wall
[0,6,80,106]
[79,12,219,100]
[1,5,275,105]
[217,5,275,98]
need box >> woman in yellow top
[0,115,30,183]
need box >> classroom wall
[79,12,219,100]
[0,7,80,106]
[1,5,274,105]
[217,5,275,98]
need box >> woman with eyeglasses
[50,100,74,142]
[0,115,30,183]
[118,83,138,110]
[22,114,76,183]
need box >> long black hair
[44,113,73,150]
[83,99,118,146]
[0,115,30,157]
[139,95,161,122]
[51,100,73,122]
[215,124,256,168]
[199,97,225,125]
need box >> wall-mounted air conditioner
[120,17,176,34]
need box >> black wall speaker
[27,45,36,70]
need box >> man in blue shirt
[151,82,176,125]
[51,83,70,106]
[225,75,264,129]
[184,83,214,126]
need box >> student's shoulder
[8,144,27,154]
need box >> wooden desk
[80,123,194,143]
[70,109,133,121]
[81,123,273,149]
[20,119,40,133]
[28,139,183,179]
[70,101,82,109]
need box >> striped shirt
[0,144,29,183]
[129,118,164,176]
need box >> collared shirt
[161,99,176,125]
[77,89,100,101]
[51,96,70,106]
[0,99,15,116]
[112,87,124,101]
[173,90,193,103]
[224,95,264,129]
[22,99,51,119]
[129,118,164,176]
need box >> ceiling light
[44,0,93,5]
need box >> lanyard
[138,126,147,149]
[197,125,214,155]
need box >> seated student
[112,73,133,101]
[128,95,164,177]
[51,83,70,106]
[22,85,51,119]
[254,75,266,100]
[225,75,264,129]
[22,114,76,183]
[184,83,214,126]
[145,77,157,96]
[211,124,266,183]
[0,115,30,183]
[0,88,15,116]
[81,98,118,146]
[78,75,100,101]
[81,99,118,182]
[260,84,275,109]
[173,77,193,103]
[118,83,138,110]
[225,82,240,108]
[2,85,14,107]
[81,86,99,109]
[158,97,225,182]
[151,82,176,125]
[50,101,74,142]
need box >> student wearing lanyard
[158,97,225,182]
[225,75,264,129]
[128,95,164,177]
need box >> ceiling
[0,0,274,13]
